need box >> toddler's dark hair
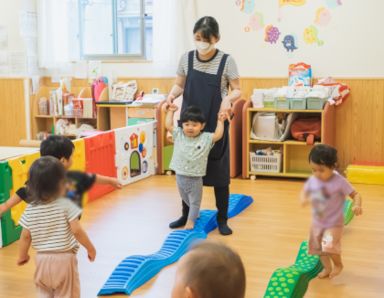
[40,135,74,160]
[180,106,206,124]
[309,144,338,168]
[193,16,220,40]
[180,241,246,298]
[27,156,66,204]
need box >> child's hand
[110,178,122,189]
[17,254,30,266]
[218,112,228,122]
[168,103,178,112]
[88,247,96,262]
[301,198,309,207]
[0,203,6,217]
[352,204,363,216]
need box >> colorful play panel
[0,122,158,248]
[115,122,156,185]
[263,199,355,298]
[98,194,254,296]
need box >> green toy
[0,161,22,247]
[264,199,355,298]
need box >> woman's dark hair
[193,16,220,40]
[40,135,74,160]
[180,106,206,124]
[27,156,66,204]
[309,144,338,168]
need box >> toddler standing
[17,156,96,297]
[301,145,362,278]
[165,105,226,229]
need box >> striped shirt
[19,198,82,253]
[177,50,240,98]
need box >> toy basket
[250,151,282,173]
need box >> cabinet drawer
[128,107,156,119]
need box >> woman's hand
[166,94,175,108]
[218,112,228,122]
[220,97,233,120]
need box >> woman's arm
[166,76,186,106]
[221,78,241,112]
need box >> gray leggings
[176,174,203,221]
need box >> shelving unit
[32,86,98,139]
[242,102,335,179]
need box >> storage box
[275,97,289,109]
[289,98,306,110]
[250,152,282,173]
[307,97,326,110]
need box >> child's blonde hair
[180,240,246,298]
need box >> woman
[167,16,241,235]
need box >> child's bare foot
[329,265,343,279]
[184,220,195,230]
[317,269,331,279]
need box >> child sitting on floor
[0,135,121,216]
[171,240,246,298]
[165,105,226,229]
[301,144,363,279]
[17,156,96,298]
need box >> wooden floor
[1,175,383,298]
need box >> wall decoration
[279,0,306,7]
[282,35,298,52]
[325,0,342,9]
[245,12,264,32]
[236,0,255,14]
[236,0,341,51]
[314,7,332,26]
[303,25,324,46]
[265,25,281,44]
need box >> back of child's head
[309,144,338,168]
[177,241,246,298]
[27,156,66,204]
[180,106,206,124]
[40,135,74,160]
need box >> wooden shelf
[55,115,96,120]
[248,139,318,146]
[243,101,336,179]
[248,108,323,113]
[35,115,54,119]
[55,115,76,119]
[249,171,310,178]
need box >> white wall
[0,0,36,76]
[197,0,384,78]
[100,0,384,78]
[2,0,384,78]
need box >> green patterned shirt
[170,127,214,177]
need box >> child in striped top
[17,156,96,298]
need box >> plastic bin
[250,152,282,173]
[307,98,326,110]
[289,98,306,110]
[275,97,290,109]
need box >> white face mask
[195,41,215,55]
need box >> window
[79,0,153,60]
